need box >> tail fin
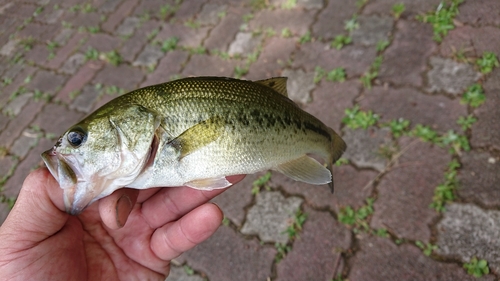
[328,129,347,193]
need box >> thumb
[98,188,139,230]
[0,168,69,243]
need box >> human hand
[0,168,244,280]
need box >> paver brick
[93,63,144,91]
[120,20,160,63]
[102,0,139,33]
[116,17,141,37]
[440,26,500,58]
[165,265,205,281]
[282,69,314,104]
[312,0,357,40]
[359,86,467,133]
[348,235,494,281]
[61,10,101,31]
[0,100,44,148]
[0,156,18,186]
[3,2,36,18]
[132,0,178,18]
[249,8,315,36]
[227,32,262,56]
[46,32,86,70]
[24,44,51,67]
[456,0,500,27]
[56,60,104,104]
[70,84,101,113]
[458,151,500,208]
[293,42,377,78]
[276,205,351,281]
[211,173,255,227]
[27,69,67,95]
[370,137,450,242]
[304,80,357,132]
[471,89,500,150]
[363,0,442,17]
[132,45,164,69]
[204,8,249,51]
[182,54,237,77]
[0,202,11,226]
[436,203,500,274]
[427,56,481,95]
[271,164,377,213]
[97,0,122,13]
[32,103,84,136]
[197,3,226,26]
[81,33,122,53]
[0,65,37,110]
[342,127,391,172]
[61,53,86,74]
[141,50,189,87]
[2,138,53,199]
[2,93,32,117]
[378,20,437,87]
[36,6,64,24]
[174,0,207,21]
[179,226,276,281]
[155,22,210,49]
[246,37,296,80]
[9,128,40,158]
[241,191,303,243]
[350,15,393,46]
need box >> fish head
[42,104,160,215]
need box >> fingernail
[116,195,132,228]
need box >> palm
[73,204,168,280]
[0,169,243,281]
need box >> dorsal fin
[254,77,288,96]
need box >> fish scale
[41,76,346,214]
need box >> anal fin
[274,155,332,185]
[185,177,232,190]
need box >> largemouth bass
[41,77,346,214]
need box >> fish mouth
[41,148,93,215]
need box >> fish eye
[67,128,87,147]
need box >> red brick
[2,138,53,198]
[46,32,86,69]
[93,64,144,91]
[141,50,189,87]
[32,103,84,136]
[0,66,37,110]
[56,60,104,104]
[0,100,44,148]
[102,0,140,33]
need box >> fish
[41,77,346,215]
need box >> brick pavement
[0,0,499,280]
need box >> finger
[0,168,68,242]
[150,203,223,261]
[140,175,245,229]
[98,188,139,229]
[137,187,161,203]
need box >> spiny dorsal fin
[169,116,225,159]
[274,155,332,185]
[255,77,288,96]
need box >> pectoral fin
[185,177,232,190]
[169,116,225,159]
[274,155,332,185]
[255,77,288,96]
